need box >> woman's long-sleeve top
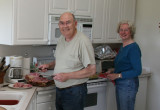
[114,42,142,80]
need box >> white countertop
[0,67,151,110]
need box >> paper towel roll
[23,57,31,76]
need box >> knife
[1,57,5,62]
[0,61,5,70]
[39,74,55,78]
[2,64,10,72]
[0,57,6,70]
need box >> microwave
[48,15,93,45]
[96,59,114,74]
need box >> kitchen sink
[0,91,27,110]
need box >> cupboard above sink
[0,0,49,45]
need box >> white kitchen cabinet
[49,0,93,17]
[36,89,56,110]
[105,0,122,43]
[92,0,136,43]
[121,0,136,23]
[0,0,48,45]
[26,91,37,110]
[92,0,106,43]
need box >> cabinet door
[106,82,117,110]
[73,0,93,17]
[105,0,122,43]
[121,0,136,22]
[105,0,136,43]
[26,92,37,110]
[13,0,48,45]
[37,102,56,110]
[37,90,56,103]
[92,0,106,43]
[49,0,93,17]
[49,0,72,14]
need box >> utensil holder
[0,71,5,84]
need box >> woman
[107,20,142,110]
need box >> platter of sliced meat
[25,73,54,87]
[8,82,32,89]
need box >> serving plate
[8,84,32,89]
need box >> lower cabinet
[26,92,37,110]
[37,102,55,110]
[106,82,117,110]
[36,89,56,110]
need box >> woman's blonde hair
[117,20,135,39]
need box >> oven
[85,79,107,110]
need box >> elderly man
[39,12,96,110]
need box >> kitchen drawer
[37,90,56,103]
[37,101,56,110]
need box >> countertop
[139,67,152,78]
[0,68,151,110]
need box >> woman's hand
[106,68,115,74]
[107,73,120,80]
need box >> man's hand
[38,64,49,72]
[54,73,69,82]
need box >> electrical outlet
[142,66,151,73]
[159,22,160,32]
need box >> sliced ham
[13,82,32,88]
[25,73,54,87]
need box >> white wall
[135,0,160,110]
[0,45,55,58]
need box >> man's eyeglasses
[59,20,72,26]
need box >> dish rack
[32,56,55,66]
[31,56,55,75]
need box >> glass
[58,20,72,26]
[119,29,129,32]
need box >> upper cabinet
[92,0,106,43]
[49,0,93,17]
[92,0,136,43]
[105,0,122,43]
[0,0,136,45]
[0,0,49,45]
[121,0,136,22]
